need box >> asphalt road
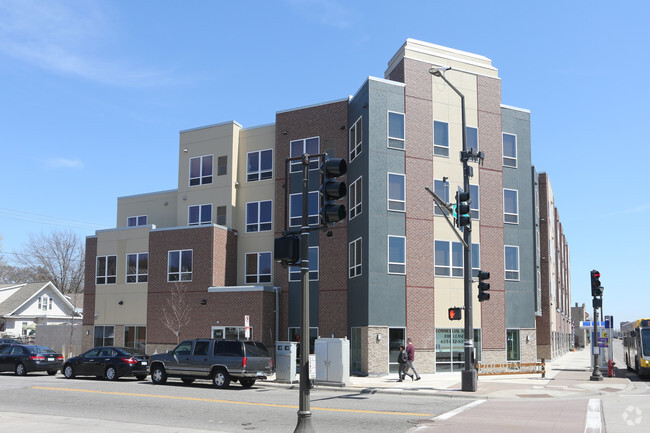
[0,373,472,432]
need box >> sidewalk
[261,348,637,400]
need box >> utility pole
[590,269,604,381]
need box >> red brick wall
[83,237,97,326]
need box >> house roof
[0,282,80,317]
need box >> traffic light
[455,190,470,228]
[477,270,490,302]
[274,235,300,265]
[448,307,462,321]
[591,269,603,297]
[319,155,347,225]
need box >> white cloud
[0,0,172,87]
[46,158,84,170]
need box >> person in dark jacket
[405,338,421,381]
[397,344,411,382]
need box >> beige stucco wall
[116,189,178,229]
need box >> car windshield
[641,329,650,357]
[26,346,56,354]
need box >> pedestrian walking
[396,344,411,382]
[405,338,421,381]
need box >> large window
[503,133,517,167]
[472,243,481,277]
[349,117,362,161]
[434,121,449,157]
[94,325,115,347]
[470,184,480,220]
[507,329,520,362]
[246,200,272,232]
[126,252,148,283]
[290,137,320,172]
[216,206,226,226]
[246,252,271,284]
[290,192,319,226]
[247,149,273,182]
[387,173,405,212]
[387,111,405,150]
[504,189,519,224]
[349,176,362,220]
[127,215,147,227]
[289,247,319,281]
[168,250,193,281]
[434,179,449,215]
[435,241,480,277]
[349,237,362,278]
[505,246,520,281]
[124,326,146,351]
[435,329,481,372]
[96,255,117,285]
[189,155,213,186]
[388,235,406,274]
[466,126,478,153]
[189,204,212,226]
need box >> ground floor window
[507,329,520,362]
[389,328,406,374]
[435,328,481,372]
[94,325,115,347]
[350,327,361,373]
[212,326,252,340]
[124,326,146,351]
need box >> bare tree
[13,230,85,293]
[161,282,192,345]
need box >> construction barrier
[476,359,546,377]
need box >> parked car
[62,346,149,381]
[0,338,19,345]
[0,344,63,376]
[149,339,273,389]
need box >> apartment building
[83,38,570,372]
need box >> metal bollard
[541,358,546,379]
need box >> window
[189,204,212,225]
[349,117,362,161]
[127,215,147,227]
[124,326,146,351]
[216,206,226,226]
[96,255,117,284]
[38,295,51,311]
[504,189,519,224]
[434,121,449,157]
[290,137,320,173]
[466,126,478,153]
[349,176,362,220]
[126,252,148,283]
[470,185,479,220]
[387,173,405,212]
[435,241,480,277]
[94,325,114,347]
[505,246,520,281]
[507,329,520,362]
[503,133,517,167]
[245,252,271,284]
[246,200,272,232]
[168,250,193,281]
[217,155,227,176]
[289,192,319,226]
[349,237,362,278]
[289,247,319,281]
[434,179,449,215]
[435,329,482,372]
[388,235,406,274]
[387,111,405,149]
[189,155,213,186]
[247,149,273,181]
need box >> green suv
[149,339,273,389]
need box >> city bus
[622,318,650,376]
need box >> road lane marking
[584,398,603,433]
[31,386,432,417]
[433,399,486,421]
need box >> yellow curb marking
[32,386,432,417]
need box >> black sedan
[0,344,63,375]
[62,346,149,381]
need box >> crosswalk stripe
[584,398,603,433]
[433,400,486,421]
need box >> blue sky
[1,1,648,326]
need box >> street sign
[579,321,608,329]
[245,315,250,339]
[597,337,608,348]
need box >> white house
[0,282,82,338]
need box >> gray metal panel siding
[502,107,536,329]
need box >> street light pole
[429,66,477,392]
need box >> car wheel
[15,363,27,376]
[181,378,195,384]
[105,366,118,381]
[151,365,167,385]
[240,378,256,388]
[47,370,57,376]
[63,364,75,379]
[135,375,147,381]
[212,368,230,389]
